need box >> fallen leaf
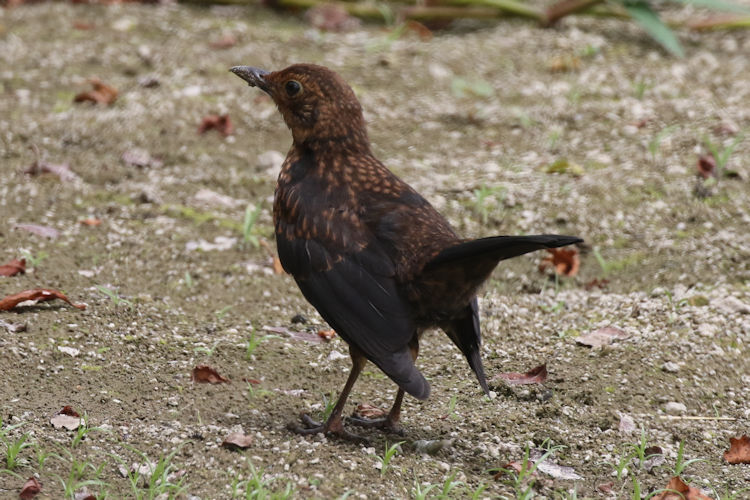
[317,329,336,340]
[58,405,81,417]
[0,289,86,311]
[576,326,629,348]
[584,278,609,290]
[242,378,261,385]
[73,489,96,500]
[493,461,526,480]
[653,476,713,500]
[532,455,582,480]
[191,365,230,384]
[13,223,60,239]
[221,432,253,450]
[198,114,233,136]
[121,148,163,168]
[724,435,750,464]
[547,54,582,73]
[72,21,94,30]
[19,477,42,499]
[596,482,614,494]
[25,160,79,182]
[492,363,547,386]
[50,414,81,431]
[0,258,26,276]
[404,20,433,41]
[209,34,237,49]
[538,247,580,277]
[353,403,386,420]
[304,3,361,32]
[262,325,323,344]
[697,153,717,179]
[74,78,118,105]
[80,218,102,226]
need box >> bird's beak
[230,66,270,93]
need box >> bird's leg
[347,388,405,435]
[287,349,368,443]
[347,340,418,435]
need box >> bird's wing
[276,225,430,400]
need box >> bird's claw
[346,415,405,435]
[287,413,370,444]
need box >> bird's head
[230,63,369,151]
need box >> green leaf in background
[624,1,685,57]
[671,0,750,15]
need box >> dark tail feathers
[424,234,582,271]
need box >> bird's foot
[287,413,369,444]
[346,415,405,435]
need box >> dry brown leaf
[404,20,433,41]
[493,461,525,480]
[317,329,336,340]
[596,482,614,494]
[74,490,96,500]
[79,218,102,226]
[221,432,253,450]
[724,435,750,464]
[547,54,581,73]
[13,223,60,239]
[353,403,387,419]
[72,21,94,30]
[19,477,42,500]
[198,114,233,136]
[538,247,580,277]
[0,289,86,311]
[584,278,609,290]
[25,160,79,182]
[74,78,118,105]
[0,258,26,276]
[654,476,713,500]
[492,363,547,386]
[576,326,629,348]
[191,365,230,384]
[697,154,717,179]
[209,34,237,49]
[58,405,81,417]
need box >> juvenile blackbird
[231,63,582,441]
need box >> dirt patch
[1,3,749,498]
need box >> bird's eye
[285,80,302,97]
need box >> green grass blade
[624,1,685,57]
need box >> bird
[230,63,582,441]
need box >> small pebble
[665,402,687,415]
[661,362,679,373]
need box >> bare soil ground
[1,3,749,499]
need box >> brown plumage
[231,63,582,441]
